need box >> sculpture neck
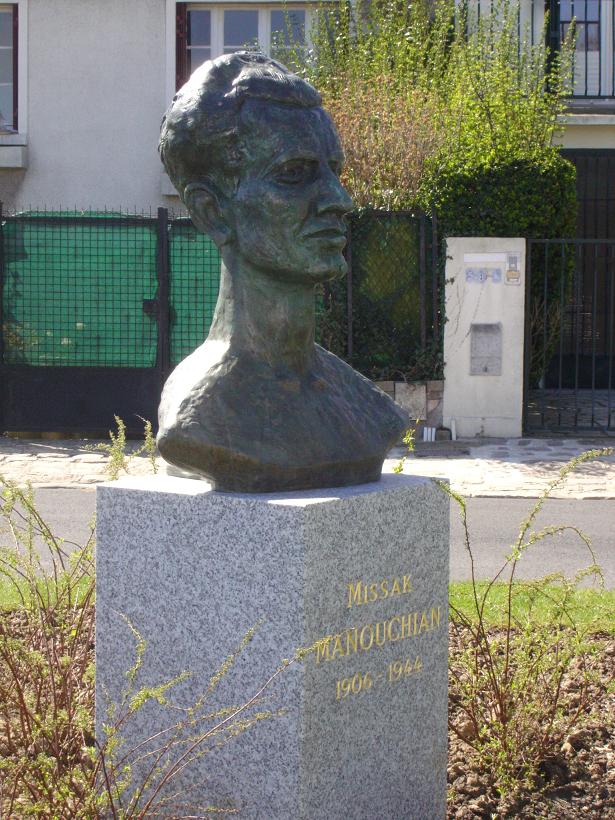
[208,260,316,375]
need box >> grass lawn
[2,573,613,634]
[0,571,93,610]
[449,580,615,633]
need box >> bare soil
[448,629,615,819]
[2,612,613,818]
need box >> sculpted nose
[316,166,353,217]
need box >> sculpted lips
[303,224,347,244]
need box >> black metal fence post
[431,212,439,340]
[156,206,171,384]
[419,214,427,352]
[346,217,353,360]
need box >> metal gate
[0,207,221,435]
[524,238,615,434]
[0,205,439,434]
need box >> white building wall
[555,116,615,150]
[0,0,177,210]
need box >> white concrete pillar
[443,237,526,438]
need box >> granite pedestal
[96,472,449,819]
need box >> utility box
[443,238,526,438]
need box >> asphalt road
[448,496,614,588]
[10,490,615,588]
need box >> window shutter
[176,2,188,91]
[12,3,18,131]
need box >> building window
[550,0,615,97]
[176,3,310,89]
[188,8,211,71]
[0,4,17,132]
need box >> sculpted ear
[184,181,233,247]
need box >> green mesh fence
[1,208,440,380]
[0,211,223,369]
[321,210,442,381]
[1,213,159,367]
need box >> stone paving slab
[0,436,613,498]
[393,438,615,499]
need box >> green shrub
[425,154,576,240]
[300,0,576,381]
[303,0,575,219]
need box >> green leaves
[304,0,575,241]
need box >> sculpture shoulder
[157,342,409,489]
[314,344,408,425]
[158,339,232,426]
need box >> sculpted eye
[274,160,316,185]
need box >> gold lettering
[375,621,387,647]
[316,637,331,664]
[317,600,442,666]
[345,627,358,656]
[387,616,401,642]
[431,606,441,630]
[419,611,429,634]
[331,634,346,660]
[344,573,413,608]
[347,581,364,609]
[359,624,374,652]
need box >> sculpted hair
[159,52,322,200]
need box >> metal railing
[524,237,615,433]
[468,0,615,99]
[548,0,615,98]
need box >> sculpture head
[159,52,353,285]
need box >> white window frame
[598,0,613,96]
[0,0,27,144]
[165,0,313,105]
[189,1,312,60]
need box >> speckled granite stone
[96,472,449,819]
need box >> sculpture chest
[157,346,407,492]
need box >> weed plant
[0,444,612,812]
[393,426,417,474]
[443,447,614,798]
[0,478,98,816]
[0,477,300,817]
[84,415,158,481]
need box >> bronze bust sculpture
[157,52,407,492]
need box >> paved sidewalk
[393,437,615,499]
[0,435,613,498]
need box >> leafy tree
[300,0,576,232]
